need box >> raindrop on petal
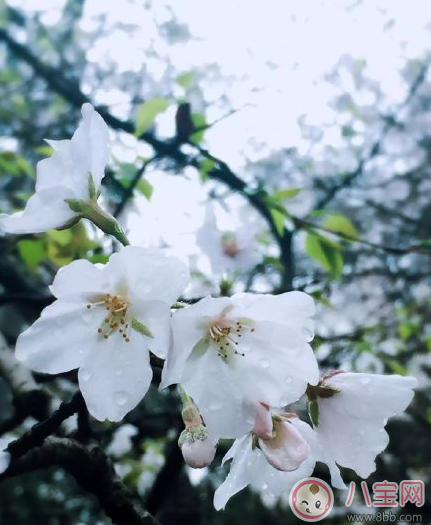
[114,391,129,406]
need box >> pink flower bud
[181,438,217,469]
[258,419,309,471]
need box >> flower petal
[181,347,255,438]
[238,320,319,407]
[160,296,231,389]
[107,246,189,305]
[69,103,110,191]
[259,419,309,471]
[49,259,109,301]
[78,335,152,421]
[15,300,99,373]
[317,373,417,478]
[0,187,76,234]
[132,300,172,359]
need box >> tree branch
[2,437,160,525]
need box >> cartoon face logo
[289,477,334,521]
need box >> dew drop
[262,482,269,490]
[285,376,292,383]
[260,358,270,369]
[114,391,129,406]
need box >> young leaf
[135,98,170,136]
[322,214,358,239]
[136,178,153,201]
[273,188,301,200]
[177,71,195,88]
[305,232,344,279]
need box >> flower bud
[258,418,309,472]
[179,425,217,468]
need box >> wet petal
[15,300,99,373]
[78,335,152,422]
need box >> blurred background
[0,0,430,523]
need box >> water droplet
[80,368,92,382]
[285,376,292,383]
[302,326,314,342]
[260,358,270,369]
[360,377,371,385]
[262,482,269,490]
[114,391,129,406]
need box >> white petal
[132,300,172,358]
[236,291,315,327]
[0,187,76,234]
[238,320,319,407]
[69,104,110,191]
[181,348,255,438]
[15,300,99,374]
[214,435,254,510]
[107,246,189,305]
[36,141,76,193]
[317,373,417,478]
[160,296,231,389]
[49,259,108,300]
[323,372,417,418]
[78,335,152,422]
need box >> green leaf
[177,71,195,88]
[273,187,301,200]
[18,240,46,271]
[198,158,215,183]
[270,208,286,236]
[305,233,344,279]
[190,113,207,143]
[136,178,153,200]
[322,214,358,239]
[135,98,170,136]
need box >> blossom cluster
[0,105,417,509]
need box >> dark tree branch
[2,437,160,525]
[7,391,84,458]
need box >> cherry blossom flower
[15,246,189,422]
[161,291,319,438]
[0,103,109,234]
[196,204,263,275]
[312,372,417,478]
[214,418,344,510]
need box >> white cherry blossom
[313,372,417,478]
[196,204,263,275]
[162,291,319,438]
[15,246,189,422]
[214,418,344,511]
[0,103,109,234]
